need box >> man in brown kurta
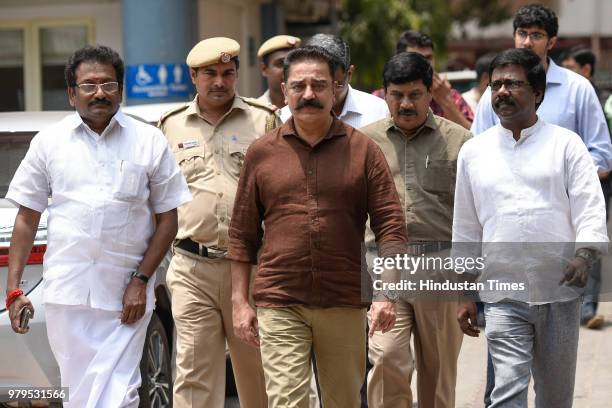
[228,46,407,408]
[160,37,278,408]
[362,52,471,408]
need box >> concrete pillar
[122,0,197,104]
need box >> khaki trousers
[258,306,366,408]
[167,249,267,408]
[367,300,463,408]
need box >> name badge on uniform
[177,140,199,150]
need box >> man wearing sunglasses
[5,45,191,407]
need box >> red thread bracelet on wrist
[5,288,24,309]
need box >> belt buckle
[206,246,227,259]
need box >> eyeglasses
[489,79,529,92]
[75,82,120,94]
[515,30,548,42]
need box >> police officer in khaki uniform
[256,34,301,109]
[160,37,278,408]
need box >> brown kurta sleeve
[365,140,408,256]
[227,141,265,264]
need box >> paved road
[454,300,612,408]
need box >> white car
[0,111,173,407]
[122,102,187,125]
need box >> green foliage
[339,0,420,91]
[452,0,512,28]
[339,0,511,91]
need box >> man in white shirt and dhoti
[5,45,191,407]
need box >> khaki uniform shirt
[361,112,472,244]
[256,89,272,106]
[160,95,278,250]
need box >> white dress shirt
[7,109,191,311]
[280,85,389,129]
[453,119,608,303]
[471,59,612,171]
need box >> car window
[0,132,35,197]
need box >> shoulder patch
[240,96,277,114]
[157,104,189,127]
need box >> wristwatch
[377,288,399,303]
[130,270,150,284]
[575,248,597,270]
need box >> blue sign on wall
[126,63,193,99]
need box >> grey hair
[306,34,350,72]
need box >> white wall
[0,1,123,54]
[198,0,263,97]
[558,0,612,36]
[452,0,612,40]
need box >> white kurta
[453,119,609,303]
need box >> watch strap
[130,270,150,284]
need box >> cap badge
[220,52,231,63]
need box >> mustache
[209,86,227,92]
[494,96,515,108]
[398,108,418,116]
[296,99,323,110]
[89,99,111,107]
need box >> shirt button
[215,149,219,154]
[308,170,313,175]
[313,267,318,272]
[220,216,226,222]
[218,192,223,198]
[216,171,221,175]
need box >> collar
[186,94,248,117]
[338,85,359,119]
[66,107,127,132]
[260,89,271,101]
[545,58,564,85]
[386,109,438,138]
[499,117,544,144]
[281,116,347,144]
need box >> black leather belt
[175,238,227,259]
[406,241,452,255]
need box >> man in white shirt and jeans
[5,45,191,407]
[454,48,608,407]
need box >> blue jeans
[484,299,580,408]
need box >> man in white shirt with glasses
[5,45,191,408]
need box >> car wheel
[139,312,172,408]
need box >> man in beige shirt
[362,52,471,408]
[159,37,278,408]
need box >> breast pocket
[113,160,149,202]
[422,159,456,195]
[225,142,251,179]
